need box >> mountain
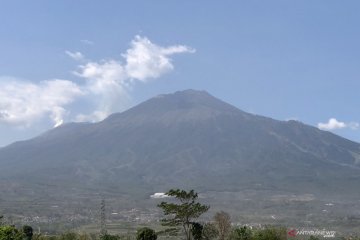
[1,89,360,229]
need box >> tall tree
[213,211,231,240]
[158,189,209,240]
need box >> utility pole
[100,198,107,237]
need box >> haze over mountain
[1,90,360,224]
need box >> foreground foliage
[0,225,34,240]
[136,227,157,240]
[2,224,360,240]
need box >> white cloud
[318,118,346,130]
[124,35,195,81]
[74,35,195,121]
[65,50,85,61]
[0,78,83,127]
[318,118,359,131]
[0,36,195,127]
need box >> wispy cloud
[65,50,85,61]
[0,36,195,127]
[318,118,359,131]
[348,122,360,130]
[81,39,94,45]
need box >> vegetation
[2,223,360,240]
[228,226,252,240]
[157,189,209,240]
[213,211,231,240]
[136,227,157,240]
[23,226,33,240]
[202,223,218,240]
[190,222,203,240]
[0,225,33,240]
[1,189,360,240]
[100,233,122,240]
[251,227,287,240]
[0,225,25,240]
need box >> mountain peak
[155,89,210,98]
[104,89,244,124]
[150,89,215,105]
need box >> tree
[213,211,231,240]
[158,189,210,240]
[22,225,33,240]
[202,223,218,240]
[136,227,157,240]
[191,222,203,240]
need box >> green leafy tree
[136,227,157,240]
[158,189,210,240]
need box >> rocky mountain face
[1,90,360,221]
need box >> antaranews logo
[288,229,297,237]
[287,228,336,238]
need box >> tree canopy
[158,189,209,240]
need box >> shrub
[252,227,287,240]
[229,226,252,240]
[0,225,24,240]
[202,223,218,240]
[191,222,203,240]
[136,227,157,240]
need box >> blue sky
[0,1,360,146]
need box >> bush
[202,223,218,240]
[136,227,157,240]
[229,226,252,240]
[23,226,33,240]
[252,227,287,240]
[101,234,122,240]
[191,222,203,240]
[0,225,24,240]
